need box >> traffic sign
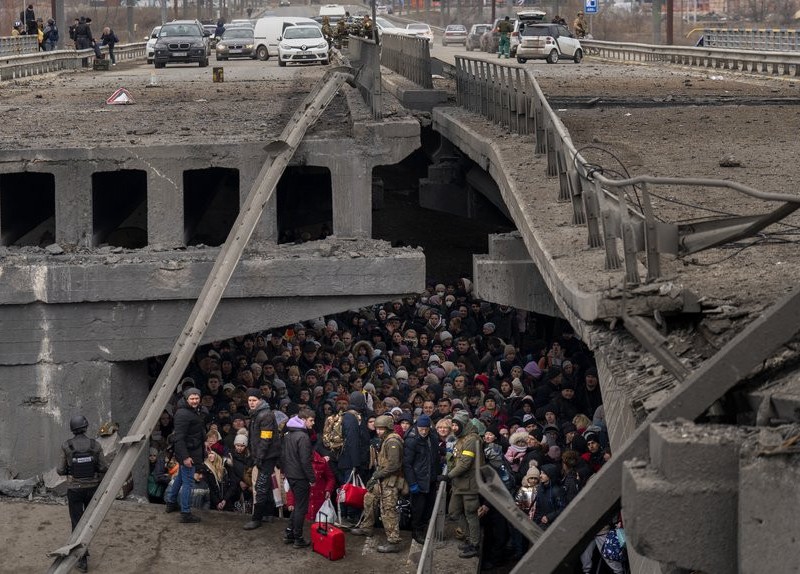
[106,88,134,105]
[585,0,598,13]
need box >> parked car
[406,22,434,42]
[253,15,319,60]
[515,22,582,64]
[466,23,490,51]
[375,16,412,38]
[215,26,256,59]
[278,24,329,66]
[153,20,211,68]
[376,1,393,15]
[511,10,545,56]
[146,25,161,63]
[442,24,467,46]
[279,0,291,5]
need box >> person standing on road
[245,388,281,529]
[57,415,108,573]
[100,27,118,65]
[43,18,59,51]
[281,408,316,548]
[164,387,205,524]
[496,16,512,59]
[350,414,406,553]
[403,414,438,544]
[573,11,588,39]
[73,16,92,50]
[439,411,481,558]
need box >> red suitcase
[311,512,346,561]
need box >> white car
[375,17,412,38]
[406,22,433,42]
[278,25,329,66]
[515,22,583,64]
[146,25,161,64]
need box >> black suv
[153,20,210,68]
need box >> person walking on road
[164,387,205,524]
[57,415,108,572]
[496,16,512,59]
[350,414,406,553]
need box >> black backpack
[48,26,59,42]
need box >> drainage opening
[277,166,332,244]
[0,172,56,246]
[184,168,240,247]
[92,170,148,248]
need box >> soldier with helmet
[350,414,406,553]
[57,415,108,573]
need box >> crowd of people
[146,278,628,572]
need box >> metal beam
[623,315,690,383]
[47,68,354,574]
[508,285,800,574]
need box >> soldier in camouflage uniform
[439,411,481,558]
[335,18,347,48]
[362,15,373,39]
[321,16,334,47]
[350,414,406,553]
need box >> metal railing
[380,32,433,89]
[581,39,800,77]
[703,27,800,51]
[416,481,448,574]
[453,55,800,285]
[0,43,146,81]
[347,36,383,119]
[0,35,38,56]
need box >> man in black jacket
[281,408,316,548]
[164,387,205,523]
[403,414,438,544]
[57,415,108,572]
[245,388,281,529]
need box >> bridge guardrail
[0,42,146,81]
[416,481,448,574]
[703,27,800,51]
[0,35,38,56]
[380,32,433,89]
[347,36,383,119]
[580,39,800,77]
[453,55,800,285]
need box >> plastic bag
[315,496,339,525]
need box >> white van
[318,4,347,21]
[253,16,319,60]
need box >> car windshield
[160,24,199,37]
[151,26,161,38]
[521,25,552,36]
[223,28,253,38]
[284,26,322,39]
[407,23,430,31]
[474,25,490,34]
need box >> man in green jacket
[440,411,481,558]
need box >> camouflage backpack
[322,410,360,454]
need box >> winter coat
[449,416,480,495]
[173,397,206,464]
[338,409,370,471]
[249,400,280,467]
[403,425,438,492]
[532,480,565,528]
[281,416,315,483]
[307,450,336,520]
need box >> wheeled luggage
[311,511,346,561]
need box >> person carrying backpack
[56,415,109,573]
[43,18,58,51]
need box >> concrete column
[325,156,372,238]
[147,164,184,247]
[0,360,150,479]
[53,165,92,248]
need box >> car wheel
[516,57,527,64]
[573,49,583,64]
[147,58,153,64]
[278,58,286,67]
[547,49,559,64]
[256,45,269,61]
